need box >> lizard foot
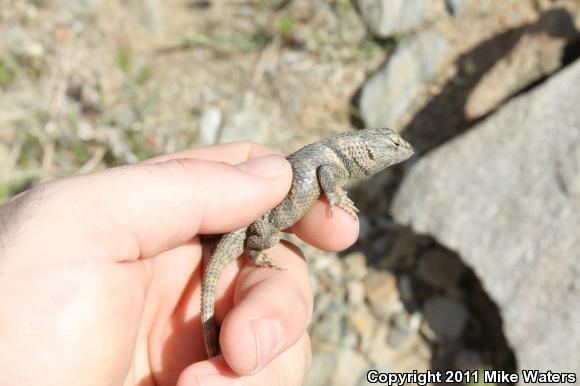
[250,250,284,270]
[326,188,359,219]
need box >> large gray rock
[355,0,444,37]
[359,29,451,129]
[392,59,580,377]
[464,9,580,120]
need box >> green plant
[0,57,16,87]
[116,47,131,74]
[275,14,295,38]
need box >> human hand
[0,142,359,386]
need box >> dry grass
[0,0,388,202]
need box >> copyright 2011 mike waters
[366,369,577,385]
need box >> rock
[365,324,432,374]
[313,254,345,284]
[392,336,432,373]
[397,273,415,305]
[347,280,366,306]
[387,311,422,347]
[53,0,103,15]
[342,326,361,349]
[305,349,370,386]
[365,324,392,365]
[304,351,334,386]
[219,106,271,144]
[392,59,580,373]
[558,140,580,196]
[464,10,580,120]
[129,0,165,32]
[355,0,445,37]
[368,336,431,376]
[364,270,398,318]
[103,127,138,164]
[111,105,137,128]
[445,0,470,15]
[419,319,437,342]
[310,299,347,351]
[331,349,369,386]
[368,236,391,260]
[312,292,335,321]
[358,213,371,241]
[373,216,395,231]
[385,227,422,270]
[76,119,95,141]
[359,29,451,130]
[422,296,468,342]
[198,106,222,145]
[311,252,347,319]
[358,366,392,386]
[343,251,369,281]
[415,249,465,289]
[347,305,376,337]
[4,26,44,58]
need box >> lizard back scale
[201,128,414,357]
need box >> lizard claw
[337,201,359,220]
[251,251,285,270]
[327,188,359,220]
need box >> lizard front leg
[247,216,283,269]
[317,164,359,219]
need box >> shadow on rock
[403,8,580,154]
[352,8,580,155]
[340,221,516,380]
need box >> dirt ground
[0,0,383,199]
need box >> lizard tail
[201,227,248,357]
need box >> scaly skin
[201,128,414,357]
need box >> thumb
[10,155,292,261]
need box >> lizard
[201,127,414,358]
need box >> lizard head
[357,128,414,175]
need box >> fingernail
[251,318,284,374]
[235,155,288,178]
[196,373,242,386]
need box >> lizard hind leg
[326,187,359,219]
[247,219,284,270]
[249,249,284,270]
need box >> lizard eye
[366,146,375,160]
